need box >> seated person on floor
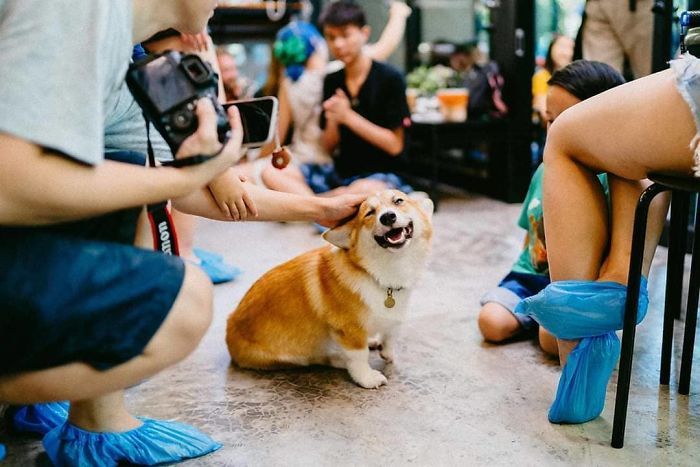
[316,0,413,197]
[232,1,413,198]
[478,60,626,359]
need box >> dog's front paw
[352,369,388,389]
[379,349,394,364]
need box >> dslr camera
[126,51,231,165]
[682,11,700,57]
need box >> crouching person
[0,0,244,464]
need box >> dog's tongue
[386,228,405,244]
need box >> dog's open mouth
[374,222,413,249]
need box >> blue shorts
[480,271,550,330]
[299,163,413,194]
[0,151,185,376]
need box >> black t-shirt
[321,61,410,179]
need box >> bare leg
[543,69,693,363]
[321,178,389,198]
[133,207,152,250]
[478,302,522,342]
[538,327,558,357]
[69,391,139,432]
[598,175,670,283]
[171,209,198,261]
[261,164,315,196]
[0,263,212,404]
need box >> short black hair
[319,1,366,29]
[548,60,626,101]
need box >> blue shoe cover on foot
[514,278,648,424]
[193,249,241,284]
[43,418,221,467]
[514,277,649,339]
[548,332,621,423]
[193,248,222,263]
[12,401,69,435]
[0,443,6,461]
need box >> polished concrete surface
[2,192,700,466]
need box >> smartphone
[223,97,279,148]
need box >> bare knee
[346,179,389,196]
[542,117,575,167]
[478,303,520,342]
[143,263,213,365]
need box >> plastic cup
[436,88,469,122]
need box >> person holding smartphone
[0,0,243,464]
[0,0,363,465]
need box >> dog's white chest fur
[357,278,410,335]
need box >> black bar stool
[612,172,700,448]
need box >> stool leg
[612,184,668,448]
[679,202,700,395]
[661,191,689,385]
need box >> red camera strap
[145,119,180,256]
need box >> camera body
[126,51,231,158]
[681,11,700,57]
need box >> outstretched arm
[173,171,365,226]
[366,1,412,61]
[0,101,243,226]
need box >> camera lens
[171,109,193,130]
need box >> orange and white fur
[226,190,433,388]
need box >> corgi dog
[226,190,433,389]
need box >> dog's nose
[380,211,397,226]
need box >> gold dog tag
[384,288,395,308]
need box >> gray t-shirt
[0,0,133,165]
[104,83,172,163]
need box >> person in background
[216,47,256,101]
[582,0,653,79]
[478,60,626,358]
[232,0,413,198]
[316,0,413,196]
[532,34,575,122]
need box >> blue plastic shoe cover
[194,248,241,284]
[513,278,648,424]
[0,443,5,461]
[43,417,222,467]
[548,331,621,423]
[12,401,69,435]
[193,248,222,263]
[514,277,649,339]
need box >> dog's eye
[394,198,404,205]
[364,209,376,218]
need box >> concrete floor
[2,191,700,466]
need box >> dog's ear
[322,220,354,249]
[418,197,434,218]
